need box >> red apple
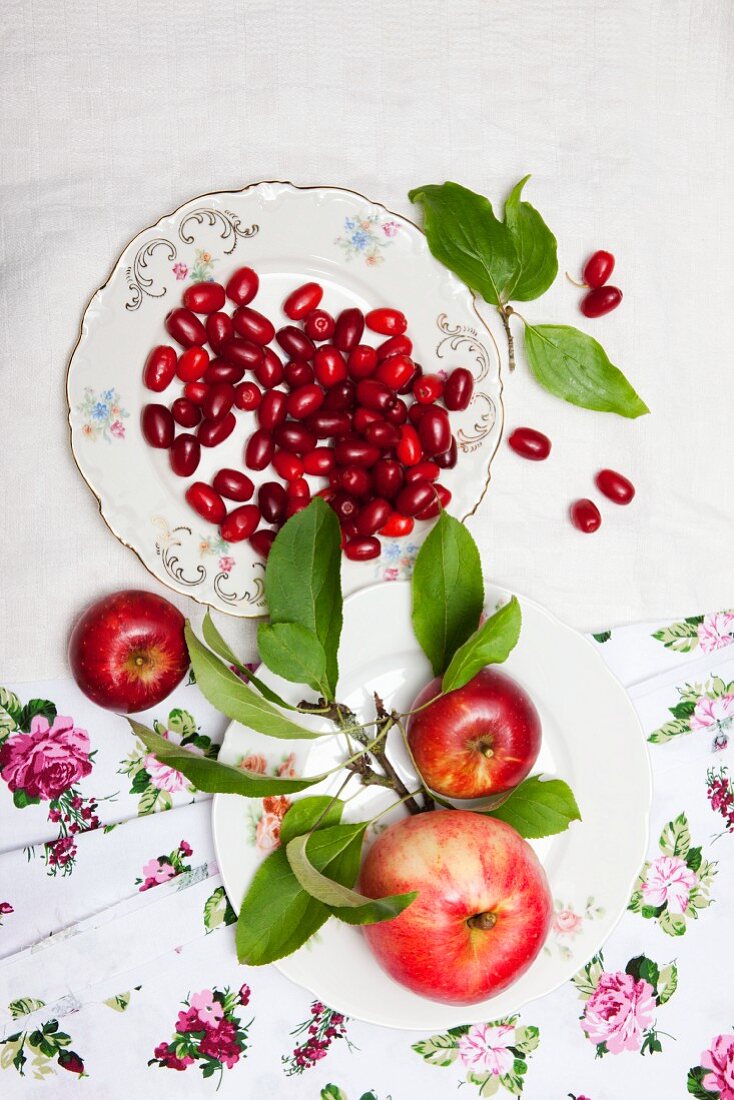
[407,667,541,799]
[68,590,189,712]
[359,810,552,1004]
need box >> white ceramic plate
[212,581,651,1030]
[66,181,502,615]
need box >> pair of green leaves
[411,511,521,692]
[236,797,416,965]
[409,179,649,419]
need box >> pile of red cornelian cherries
[141,268,473,561]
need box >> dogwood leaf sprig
[127,501,581,965]
[409,179,649,418]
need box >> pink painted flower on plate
[382,220,400,237]
[172,262,189,280]
[581,971,656,1054]
[277,752,297,778]
[110,419,125,439]
[553,908,584,935]
[691,694,734,735]
[240,753,267,774]
[219,555,235,574]
[189,989,224,1027]
[262,794,291,818]
[698,612,734,654]
[641,854,697,913]
[701,1033,734,1099]
[0,715,92,801]
[255,811,282,852]
[458,1023,515,1076]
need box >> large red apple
[359,810,552,1004]
[68,590,189,712]
[407,667,541,799]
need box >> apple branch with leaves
[128,498,580,965]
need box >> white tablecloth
[2,0,733,681]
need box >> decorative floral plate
[66,181,503,615]
[211,581,652,1029]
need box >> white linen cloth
[2,0,733,681]
[1,613,733,1098]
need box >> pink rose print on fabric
[581,972,656,1054]
[0,715,92,801]
[136,840,193,891]
[691,694,734,735]
[641,854,697,914]
[553,908,584,935]
[458,1022,515,1076]
[282,1002,352,1075]
[0,901,13,926]
[698,612,734,653]
[701,1033,734,1099]
[707,767,734,833]
[143,752,191,794]
[150,986,252,1084]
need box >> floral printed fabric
[0,609,733,1097]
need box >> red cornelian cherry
[272,450,304,481]
[184,381,209,406]
[220,337,264,371]
[287,477,311,501]
[170,434,201,477]
[185,482,226,524]
[287,383,324,420]
[284,361,314,389]
[443,368,474,411]
[258,390,288,431]
[418,407,451,457]
[580,286,622,318]
[356,498,392,536]
[220,504,260,543]
[176,345,209,383]
[233,306,275,346]
[171,397,202,428]
[245,429,274,471]
[405,460,440,484]
[303,309,335,342]
[305,411,351,439]
[347,345,378,380]
[396,425,423,467]
[595,468,635,504]
[143,345,177,392]
[250,528,276,558]
[345,536,381,561]
[234,381,262,411]
[582,250,615,289]
[205,312,234,353]
[276,326,315,362]
[365,308,407,336]
[376,334,412,361]
[203,382,235,422]
[379,512,414,537]
[198,411,236,447]
[570,499,602,533]
[303,448,335,476]
[333,308,365,352]
[183,282,226,314]
[413,374,443,404]
[225,267,259,306]
[323,380,356,412]
[165,307,207,348]
[507,427,552,461]
[314,346,348,388]
[395,480,435,517]
[375,354,415,391]
[142,404,174,448]
[213,469,254,502]
[254,348,284,389]
[417,483,452,519]
[258,481,288,524]
[283,282,323,320]
[205,359,245,385]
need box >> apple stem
[467,911,497,931]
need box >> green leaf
[503,175,558,301]
[411,511,484,676]
[626,955,659,992]
[264,498,343,699]
[257,622,328,696]
[128,720,324,797]
[8,998,45,1019]
[411,1033,460,1066]
[103,992,131,1012]
[408,181,518,306]
[285,831,417,925]
[685,846,702,872]
[592,630,612,643]
[486,774,581,838]
[201,611,297,711]
[657,909,687,936]
[687,1065,713,1098]
[320,1087,349,1100]
[648,718,691,745]
[513,1025,540,1055]
[523,323,649,418]
[657,962,678,1005]
[12,789,40,809]
[185,624,321,740]
[18,699,57,731]
[279,796,345,846]
[442,597,521,693]
[652,622,701,653]
[659,813,690,858]
[572,953,604,997]
[138,785,172,815]
[0,688,22,737]
[203,885,237,931]
[165,708,198,738]
[670,700,697,720]
[236,820,365,965]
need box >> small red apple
[359,810,552,1005]
[407,667,541,799]
[68,590,189,712]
